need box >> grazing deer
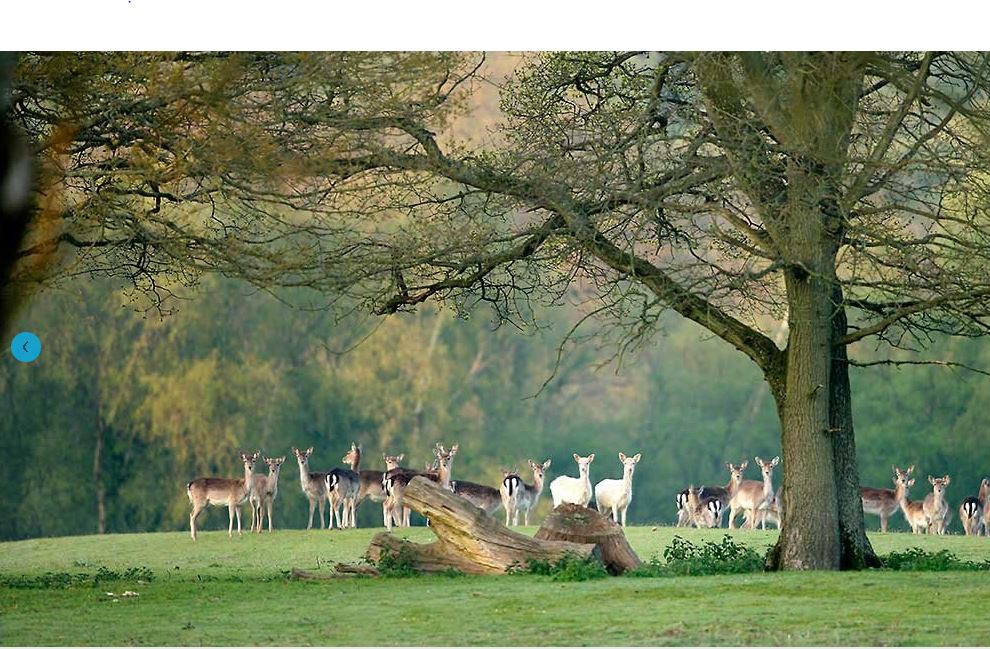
[186,451,259,541]
[500,459,551,526]
[594,452,642,527]
[923,475,951,535]
[550,453,595,508]
[326,467,360,529]
[685,485,722,528]
[860,465,915,533]
[450,478,502,514]
[959,478,989,537]
[676,461,746,528]
[728,456,778,529]
[249,456,284,533]
[341,443,391,527]
[897,478,930,533]
[292,447,332,530]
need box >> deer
[959,478,989,537]
[897,478,930,533]
[341,442,391,527]
[292,447,333,530]
[860,465,915,533]
[685,485,723,528]
[923,475,951,535]
[186,451,259,541]
[593,452,642,527]
[383,445,456,530]
[728,456,778,529]
[747,485,782,530]
[249,456,284,533]
[676,461,746,528]
[450,478,502,515]
[326,467,360,529]
[500,459,551,526]
[549,453,595,508]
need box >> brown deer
[292,447,332,530]
[728,456,778,529]
[860,465,914,533]
[676,461,746,528]
[383,445,455,530]
[897,478,930,534]
[341,442,390,527]
[923,475,951,535]
[186,451,259,541]
[249,456,284,533]
[685,485,721,528]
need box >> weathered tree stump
[534,504,641,575]
[365,477,596,574]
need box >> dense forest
[2,275,987,540]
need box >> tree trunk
[829,287,880,569]
[364,477,596,574]
[534,504,641,575]
[93,417,106,535]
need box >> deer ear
[573,453,580,462]
[772,456,779,466]
[397,454,404,462]
[755,456,763,465]
[544,458,552,469]
[306,447,313,455]
[944,475,951,485]
[588,453,595,462]
[928,475,935,485]
[907,478,915,487]
[618,452,627,462]
[633,453,641,463]
[740,461,749,470]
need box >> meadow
[1,525,989,646]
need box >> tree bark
[364,477,596,574]
[829,287,880,569]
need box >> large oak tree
[8,52,990,568]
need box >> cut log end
[535,504,641,575]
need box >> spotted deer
[959,478,989,537]
[685,485,722,528]
[186,451,259,541]
[594,452,642,527]
[341,443,391,527]
[292,447,332,530]
[549,453,595,508]
[728,456,778,529]
[923,475,951,535]
[326,467,360,529]
[860,465,914,533]
[676,461,746,528]
[500,459,551,526]
[249,456,284,533]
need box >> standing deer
[898,478,930,533]
[923,475,951,535]
[292,447,332,530]
[550,453,595,508]
[500,459,551,526]
[186,451,259,541]
[860,465,915,533]
[594,452,642,527]
[249,456,284,533]
[326,467,360,529]
[341,442,390,527]
[382,445,456,530]
[748,485,782,530]
[728,456,778,529]
[959,478,989,537]
[676,461,746,528]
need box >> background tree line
[2,275,987,540]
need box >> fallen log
[535,504,641,575]
[290,564,381,580]
[365,476,596,574]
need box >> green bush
[513,554,608,581]
[879,547,990,572]
[366,544,420,577]
[627,535,765,577]
[0,566,154,589]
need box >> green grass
[1,526,989,645]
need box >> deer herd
[185,443,990,541]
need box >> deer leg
[318,498,326,529]
[227,503,236,537]
[236,504,243,535]
[266,498,273,532]
[189,503,203,541]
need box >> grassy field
[2,525,989,646]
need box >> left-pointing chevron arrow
[11,332,41,363]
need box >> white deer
[593,452,641,527]
[549,453,595,508]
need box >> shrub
[626,535,765,577]
[366,544,419,577]
[513,554,608,581]
[879,548,990,572]
[0,566,154,589]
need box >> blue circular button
[11,332,42,363]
